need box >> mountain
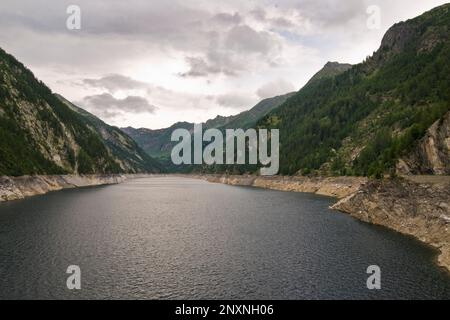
[57,95,163,173]
[122,92,295,161]
[258,3,450,177]
[205,93,296,130]
[122,122,194,160]
[306,62,352,85]
[0,47,162,176]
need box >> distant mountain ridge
[0,48,162,175]
[122,121,194,160]
[122,92,296,161]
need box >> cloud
[180,24,282,78]
[0,1,285,84]
[293,0,366,28]
[78,93,157,120]
[179,57,222,77]
[249,8,266,21]
[271,17,296,29]
[216,93,255,109]
[225,25,273,54]
[257,79,295,99]
[250,7,300,31]
[82,74,149,93]
[211,12,242,25]
[81,74,216,111]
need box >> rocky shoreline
[193,174,450,272]
[0,174,128,202]
[332,177,450,272]
[190,174,367,199]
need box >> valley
[0,2,450,300]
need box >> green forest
[258,6,450,177]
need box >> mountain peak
[373,3,450,64]
[307,62,352,85]
[324,61,344,67]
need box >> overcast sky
[0,0,447,129]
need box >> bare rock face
[194,174,367,199]
[380,22,418,55]
[0,175,127,202]
[398,112,450,175]
[332,178,450,272]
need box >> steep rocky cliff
[193,174,367,200]
[397,111,450,175]
[333,177,450,271]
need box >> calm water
[0,177,449,300]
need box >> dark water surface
[0,177,449,299]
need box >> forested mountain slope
[258,4,450,177]
[0,48,162,176]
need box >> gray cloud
[0,0,284,79]
[81,73,240,112]
[212,12,242,25]
[216,93,255,109]
[80,74,212,111]
[180,55,242,77]
[249,8,266,21]
[78,93,157,120]
[249,7,297,30]
[226,25,273,54]
[180,24,281,78]
[293,0,367,28]
[82,74,149,93]
[0,0,365,37]
[257,79,295,99]
[179,57,222,77]
[271,17,295,29]
[0,0,208,37]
